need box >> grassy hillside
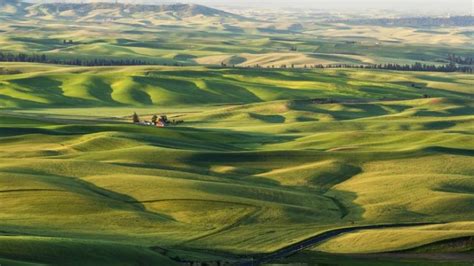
[0,236,178,266]
[1,63,472,108]
[1,6,472,68]
[0,63,473,264]
[314,222,474,253]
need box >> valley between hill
[0,63,473,265]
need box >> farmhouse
[132,113,176,128]
[156,115,169,127]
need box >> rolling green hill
[1,0,472,69]
[0,63,473,264]
[1,0,473,263]
[0,63,472,109]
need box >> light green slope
[0,64,473,263]
[1,64,472,108]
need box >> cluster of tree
[132,113,183,126]
[447,54,474,65]
[336,15,474,27]
[0,51,156,66]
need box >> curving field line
[131,198,263,244]
[183,205,263,244]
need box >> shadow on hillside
[294,102,395,120]
[324,189,364,222]
[87,77,116,104]
[424,146,474,157]
[181,151,366,223]
[248,112,286,123]
[3,170,175,222]
[6,75,124,107]
[72,176,176,221]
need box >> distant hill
[0,0,28,15]
[336,15,474,27]
[0,0,244,21]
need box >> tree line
[0,51,158,66]
[322,62,473,73]
[225,62,473,73]
[1,50,472,73]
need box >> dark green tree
[132,112,140,123]
[151,114,158,124]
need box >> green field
[1,63,472,108]
[1,1,474,264]
[0,61,473,264]
[1,4,473,69]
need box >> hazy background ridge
[25,0,474,15]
